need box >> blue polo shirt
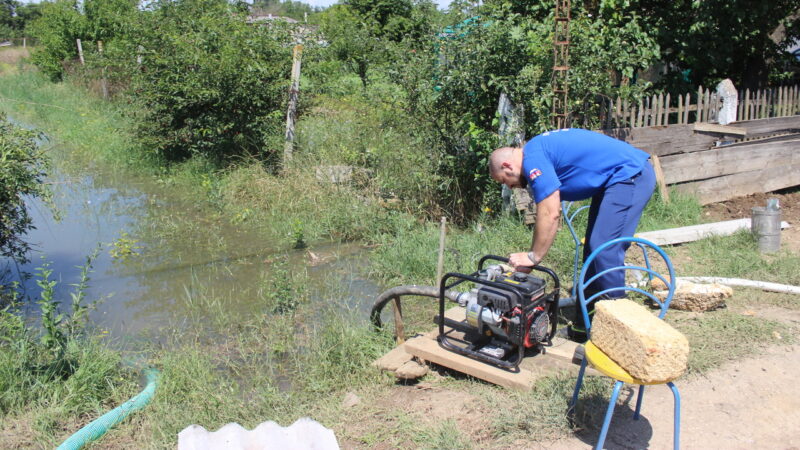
[522,128,650,202]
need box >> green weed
[0,259,136,446]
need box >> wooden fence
[602,85,800,129]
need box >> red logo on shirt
[529,169,542,181]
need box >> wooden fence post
[696,86,703,123]
[683,91,690,124]
[76,39,85,65]
[744,88,750,121]
[637,99,644,127]
[98,40,108,99]
[283,44,303,165]
[757,88,763,119]
[22,37,26,48]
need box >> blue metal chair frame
[561,201,591,300]
[568,236,681,450]
[561,202,656,301]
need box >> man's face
[492,162,524,189]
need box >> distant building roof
[246,13,299,24]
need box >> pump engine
[437,256,560,371]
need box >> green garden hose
[57,368,159,450]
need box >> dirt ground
[703,188,800,252]
[345,190,800,450]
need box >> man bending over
[489,128,655,341]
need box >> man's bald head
[488,146,524,188]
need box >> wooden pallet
[374,306,595,391]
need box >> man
[489,128,655,341]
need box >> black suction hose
[370,285,462,329]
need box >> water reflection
[9,124,384,341]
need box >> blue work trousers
[582,161,656,297]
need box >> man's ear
[501,161,512,170]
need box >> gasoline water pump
[437,255,560,371]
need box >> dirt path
[541,342,800,450]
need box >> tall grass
[0,70,148,169]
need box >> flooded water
[8,122,385,342]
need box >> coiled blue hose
[57,368,159,450]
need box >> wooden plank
[404,337,537,390]
[664,93,671,125]
[650,154,670,202]
[677,94,684,125]
[601,124,723,157]
[373,344,414,372]
[692,122,747,136]
[637,219,791,246]
[675,161,800,204]
[735,115,800,135]
[661,138,800,184]
[704,88,711,122]
[600,114,799,157]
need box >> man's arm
[509,190,561,270]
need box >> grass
[0,69,146,170]
[0,46,30,75]
[676,230,800,285]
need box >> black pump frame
[437,255,561,371]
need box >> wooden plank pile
[601,115,800,204]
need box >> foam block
[591,299,689,383]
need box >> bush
[119,0,291,164]
[0,113,50,263]
[27,0,87,80]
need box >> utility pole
[552,0,571,129]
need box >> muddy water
[12,128,384,341]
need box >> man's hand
[509,252,535,273]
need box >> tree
[592,0,800,90]
[320,3,382,88]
